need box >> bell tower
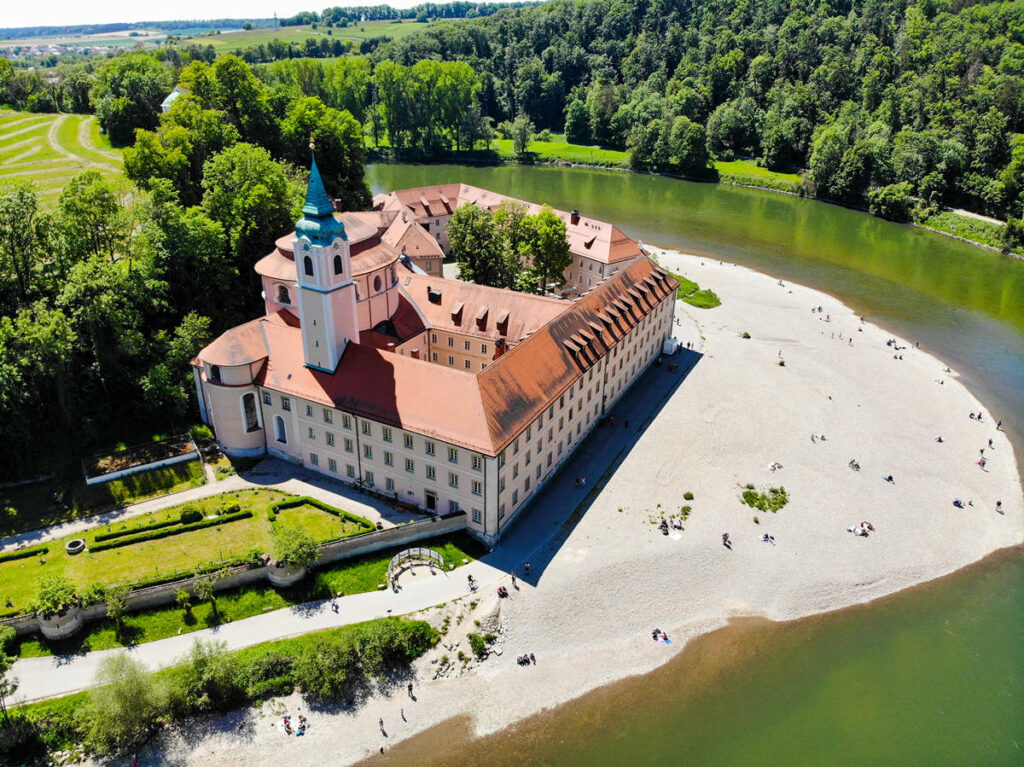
[294,154,360,372]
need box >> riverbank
[107,252,1022,766]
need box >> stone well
[38,606,83,640]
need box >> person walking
[722,532,730,547]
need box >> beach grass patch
[668,271,722,309]
[741,485,789,513]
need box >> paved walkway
[10,312,701,704]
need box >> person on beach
[722,533,730,547]
[524,562,531,576]
[988,438,994,448]
[996,501,1003,513]
[885,475,895,484]
[511,572,517,587]
[408,682,414,696]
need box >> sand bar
[94,252,1024,766]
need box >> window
[447,337,454,348]
[526,426,531,440]
[449,500,460,513]
[384,451,393,466]
[547,452,552,467]
[499,504,506,519]
[405,458,415,473]
[210,365,221,382]
[498,477,505,492]
[512,489,519,505]
[431,333,438,343]
[472,508,482,524]
[464,339,470,351]
[333,254,343,275]
[305,404,313,417]
[472,480,482,496]
[382,426,392,442]
[274,415,287,444]
[448,355,454,366]
[308,426,315,439]
[326,432,335,446]
[472,455,482,471]
[373,275,381,292]
[342,415,351,429]
[385,477,395,491]
[425,441,435,456]
[365,470,375,486]
[363,444,373,459]
[448,447,458,463]
[481,362,487,369]
[512,463,519,479]
[346,464,356,478]
[361,421,371,436]
[404,434,414,450]
[310,453,319,466]
[281,396,291,411]
[535,464,541,479]
[481,343,487,354]
[426,465,436,480]
[513,439,519,455]
[432,352,438,362]
[263,392,272,405]
[323,409,333,424]
[344,438,353,453]
[242,393,259,433]
[277,284,291,304]
[498,453,505,468]
[525,476,531,491]
[464,359,471,369]
[448,472,458,488]
[525,450,531,466]
[426,261,433,271]
[303,255,314,277]
[328,458,337,472]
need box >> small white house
[161,85,186,114]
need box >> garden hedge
[93,518,179,542]
[89,511,253,553]
[0,545,49,564]
[269,497,374,532]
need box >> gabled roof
[374,184,645,266]
[381,213,444,259]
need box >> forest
[1,0,1024,482]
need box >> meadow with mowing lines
[178,19,449,54]
[0,110,122,204]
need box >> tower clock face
[302,241,311,253]
[332,241,341,253]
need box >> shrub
[179,504,203,524]
[741,485,789,513]
[683,491,694,501]
[93,518,178,542]
[468,632,487,658]
[88,511,252,552]
[291,635,363,701]
[272,526,318,569]
[0,546,48,565]
[680,505,692,519]
[778,359,786,366]
[189,424,213,442]
[741,332,751,339]
[356,618,437,676]
[163,639,244,718]
[537,128,552,142]
[33,575,77,617]
[79,653,161,754]
[0,626,15,654]
[175,588,191,611]
[79,583,106,607]
[104,585,132,629]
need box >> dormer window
[276,284,290,304]
[333,254,343,275]
[303,255,314,277]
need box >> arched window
[274,415,287,444]
[333,254,343,275]
[373,274,381,292]
[276,284,290,304]
[209,364,221,382]
[303,256,314,277]
[242,392,259,432]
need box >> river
[365,163,1024,766]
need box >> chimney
[427,286,442,304]
[570,209,580,225]
[411,348,421,359]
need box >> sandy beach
[108,251,1023,766]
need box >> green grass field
[179,19,447,54]
[0,110,122,205]
[14,531,484,658]
[919,209,1005,249]
[0,488,380,615]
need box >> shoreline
[97,252,1024,766]
[366,157,1023,261]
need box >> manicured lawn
[0,110,122,206]
[491,135,629,167]
[0,488,378,617]
[13,532,486,658]
[714,158,803,185]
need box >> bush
[93,518,178,542]
[80,653,161,754]
[271,526,318,569]
[291,635,363,701]
[468,632,487,658]
[163,639,244,718]
[0,545,49,564]
[33,574,77,617]
[741,332,751,339]
[0,626,15,654]
[88,511,252,552]
[179,504,203,524]
[189,424,213,442]
[741,485,789,513]
[868,182,914,222]
[683,491,694,500]
[356,618,438,676]
[537,128,552,142]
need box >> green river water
[366,164,1024,766]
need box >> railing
[386,546,445,585]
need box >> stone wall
[1,512,468,638]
